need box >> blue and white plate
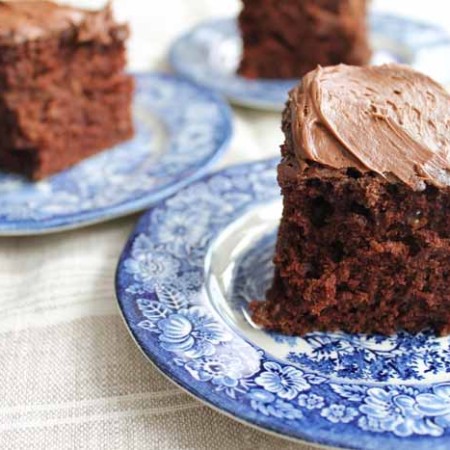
[117,159,450,450]
[170,14,450,111]
[0,73,232,235]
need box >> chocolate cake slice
[0,1,134,179]
[238,0,371,79]
[252,64,450,336]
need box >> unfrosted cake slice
[238,0,371,79]
[251,64,450,336]
[0,1,134,179]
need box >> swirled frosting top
[0,1,126,45]
[291,64,450,191]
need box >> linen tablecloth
[1,1,448,449]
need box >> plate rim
[0,72,233,236]
[115,294,338,450]
[115,158,450,450]
[114,158,340,449]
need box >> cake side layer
[0,1,133,179]
[251,93,450,336]
[0,75,134,179]
[0,38,130,151]
[238,0,371,79]
[0,30,127,91]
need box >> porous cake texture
[252,64,450,336]
[238,0,371,79]
[0,1,134,179]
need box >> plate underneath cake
[116,159,450,450]
[0,73,231,235]
[170,13,450,111]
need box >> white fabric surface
[0,1,449,449]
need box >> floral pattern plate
[0,73,232,235]
[169,14,450,111]
[116,159,450,450]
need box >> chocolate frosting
[291,64,450,190]
[0,1,127,45]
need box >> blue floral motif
[117,159,450,447]
[137,298,171,323]
[165,183,229,216]
[157,306,231,358]
[152,209,210,257]
[359,388,444,437]
[298,393,325,410]
[163,273,204,305]
[124,246,180,288]
[289,328,450,383]
[155,284,190,310]
[321,404,359,424]
[129,234,155,260]
[184,353,256,398]
[255,362,310,400]
[331,384,368,402]
[185,354,241,386]
[249,389,304,420]
[174,271,203,291]
[416,384,450,428]
[0,74,231,234]
[306,334,359,358]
